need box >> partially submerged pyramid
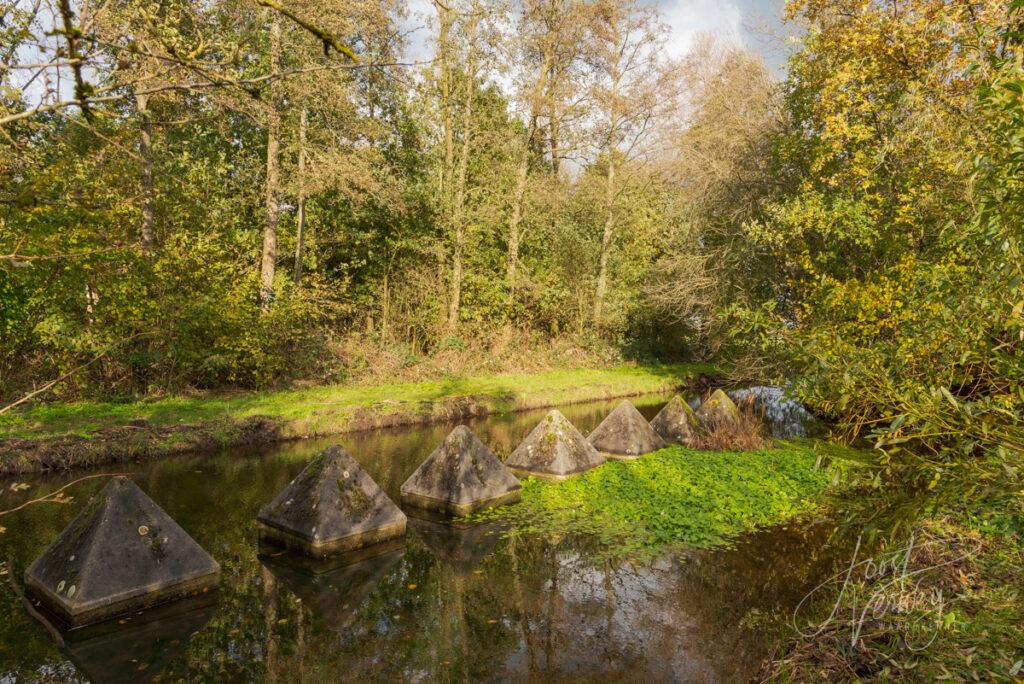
[587,400,667,459]
[24,476,220,628]
[401,425,522,516]
[650,395,701,445]
[506,409,605,481]
[258,445,407,559]
[696,389,741,428]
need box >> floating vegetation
[474,441,853,560]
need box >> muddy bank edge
[0,367,715,475]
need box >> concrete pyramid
[587,400,667,459]
[258,445,407,558]
[24,476,220,628]
[650,395,701,445]
[401,425,522,516]
[696,389,741,428]
[506,409,605,481]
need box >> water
[728,386,822,439]
[0,393,841,682]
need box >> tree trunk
[506,143,530,304]
[594,26,623,327]
[260,12,282,310]
[447,17,477,333]
[294,107,308,285]
[436,0,454,197]
[546,59,560,175]
[507,40,552,308]
[137,90,155,252]
[593,154,615,324]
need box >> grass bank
[480,439,851,560]
[0,363,712,474]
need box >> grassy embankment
[0,363,712,473]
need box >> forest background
[2,0,1024,494]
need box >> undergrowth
[690,394,773,451]
[758,498,1024,682]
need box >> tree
[260,10,284,309]
[586,0,676,328]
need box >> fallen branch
[0,473,127,517]
[0,332,149,415]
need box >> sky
[401,0,796,78]
[657,0,792,75]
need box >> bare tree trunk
[260,12,282,310]
[137,90,155,252]
[593,154,615,324]
[594,27,623,327]
[294,107,308,285]
[506,143,530,304]
[436,0,454,197]
[546,59,560,175]
[507,46,550,307]
[447,16,478,333]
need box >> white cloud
[658,0,745,59]
[396,0,436,65]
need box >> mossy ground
[476,439,853,559]
[1,364,710,473]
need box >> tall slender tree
[587,0,675,326]
[260,11,283,310]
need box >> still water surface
[0,394,844,682]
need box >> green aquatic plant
[476,440,852,559]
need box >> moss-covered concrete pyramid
[587,400,667,459]
[506,409,605,481]
[401,425,522,516]
[258,445,407,558]
[696,389,741,427]
[24,476,220,628]
[650,395,701,445]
